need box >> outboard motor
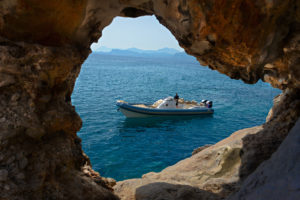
[207,101,213,108]
[200,100,207,106]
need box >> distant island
[93,46,197,61]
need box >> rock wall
[0,0,299,199]
[228,118,300,200]
[0,38,118,199]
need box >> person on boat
[174,93,179,107]
[207,101,213,108]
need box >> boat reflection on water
[117,115,214,139]
[119,115,214,130]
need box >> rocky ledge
[0,0,299,199]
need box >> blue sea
[72,53,280,181]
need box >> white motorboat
[116,97,214,118]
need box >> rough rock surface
[192,144,212,155]
[0,0,299,200]
[0,42,118,199]
[229,118,300,200]
[135,182,220,200]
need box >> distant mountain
[126,48,146,53]
[94,46,112,52]
[156,48,181,54]
[125,47,182,55]
[109,49,138,56]
[93,47,196,61]
[94,47,182,55]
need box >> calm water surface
[72,53,280,181]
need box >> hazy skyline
[91,16,183,51]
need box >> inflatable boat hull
[117,102,214,118]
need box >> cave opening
[71,16,281,182]
[1,1,299,199]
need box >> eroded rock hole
[72,16,281,187]
[1,1,299,199]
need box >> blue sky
[91,16,183,51]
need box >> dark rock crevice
[239,88,300,180]
[121,7,152,18]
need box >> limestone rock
[0,74,15,88]
[239,89,300,180]
[18,157,28,170]
[135,182,220,200]
[192,144,212,155]
[228,118,300,200]
[0,169,8,182]
[25,127,46,140]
